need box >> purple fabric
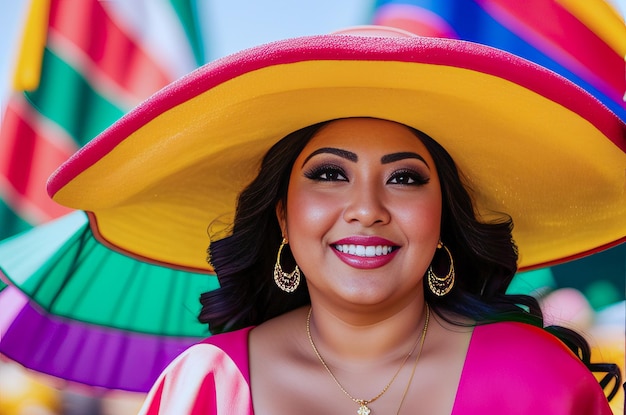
[0,286,200,392]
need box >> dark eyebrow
[381,152,429,168]
[302,147,358,167]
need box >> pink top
[138,322,612,414]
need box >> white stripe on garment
[100,0,199,81]
[137,342,251,414]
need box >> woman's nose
[342,182,391,227]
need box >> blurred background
[0,1,624,414]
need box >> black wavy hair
[199,119,621,400]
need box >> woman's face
[277,118,442,310]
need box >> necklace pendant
[357,403,371,415]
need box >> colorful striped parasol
[0,211,217,391]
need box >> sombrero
[47,26,626,273]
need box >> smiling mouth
[333,244,397,257]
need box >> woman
[199,116,619,415]
[46,27,624,413]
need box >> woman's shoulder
[453,321,612,414]
[173,326,254,380]
[467,321,593,379]
[173,327,253,367]
[472,320,573,357]
[137,327,255,415]
[199,326,253,354]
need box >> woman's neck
[306,297,428,364]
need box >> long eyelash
[391,169,430,185]
[303,164,346,181]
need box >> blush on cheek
[396,200,441,232]
[287,190,339,229]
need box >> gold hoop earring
[427,241,455,297]
[274,238,301,292]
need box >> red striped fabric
[48,0,173,104]
[1,0,191,237]
[0,96,75,223]
[477,0,623,105]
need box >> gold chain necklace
[306,305,430,415]
[395,306,429,414]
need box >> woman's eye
[304,165,348,182]
[388,170,429,186]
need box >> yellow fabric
[12,0,50,91]
[52,59,626,272]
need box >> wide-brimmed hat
[47,26,625,273]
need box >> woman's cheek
[288,190,340,234]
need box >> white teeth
[335,244,394,257]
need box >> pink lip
[331,236,399,270]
